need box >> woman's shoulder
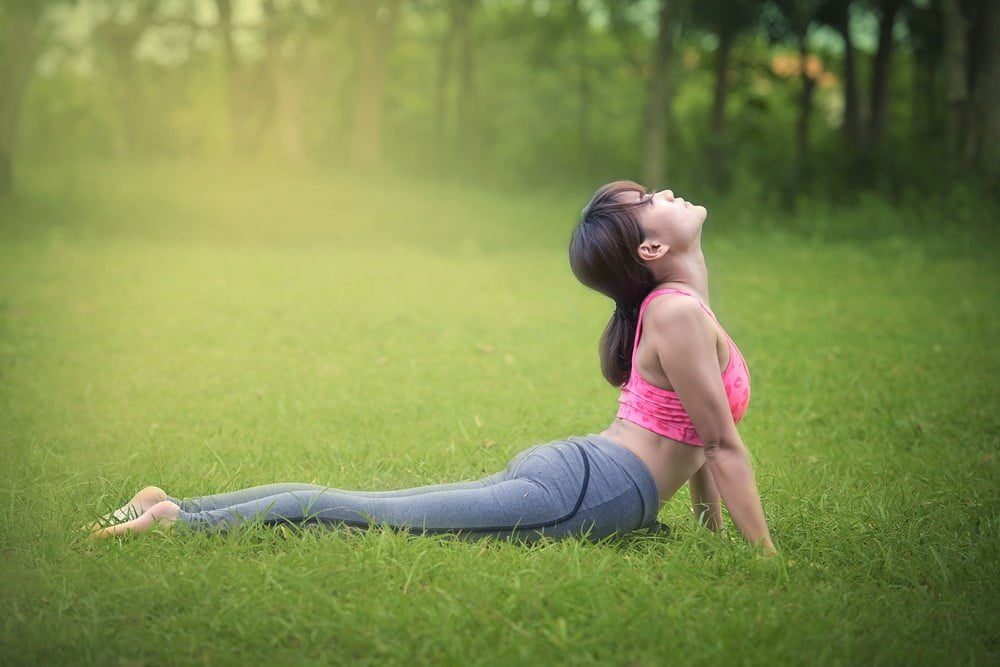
[643,290,711,325]
[642,292,720,348]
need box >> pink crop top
[616,288,751,446]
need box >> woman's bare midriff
[598,418,707,507]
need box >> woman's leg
[90,445,558,540]
[92,476,557,539]
[168,483,337,513]
[92,438,671,543]
[90,473,523,539]
[168,470,511,512]
[163,447,547,512]
[170,475,562,539]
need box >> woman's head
[631,184,708,254]
[568,179,707,386]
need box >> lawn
[1,161,997,665]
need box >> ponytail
[600,306,641,387]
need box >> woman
[89,180,775,553]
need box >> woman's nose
[659,189,674,201]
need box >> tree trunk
[793,34,816,195]
[642,0,672,187]
[262,1,305,164]
[272,65,304,164]
[942,0,969,161]
[0,4,40,197]
[214,0,245,154]
[866,0,901,151]
[911,51,929,135]
[454,1,479,165]
[707,26,734,189]
[834,6,862,149]
[95,2,161,157]
[350,0,400,168]
[710,28,733,137]
[923,55,940,134]
[435,5,456,148]
[108,42,140,156]
[571,0,592,163]
[967,0,999,180]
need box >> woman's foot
[90,500,181,538]
[87,485,170,531]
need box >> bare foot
[90,500,181,539]
[86,485,170,531]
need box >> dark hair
[569,180,657,387]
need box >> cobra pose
[89,180,775,553]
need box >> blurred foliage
[1,0,997,222]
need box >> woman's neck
[653,250,710,303]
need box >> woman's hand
[756,543,779,558]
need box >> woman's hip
[506,434,661,539]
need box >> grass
[1,160,998,665]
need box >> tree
[606,0,681,186]
[818,0,862,149]
[0,0,52,195]
[91,0,163,157]
[523,0,598,170]
[213,0,246,154]
[260,0,323,164]
[970,1,999,183]
[434,0,456,146]
[349,0,401,168]
[905,0,943,138]
[642,0,674,186]
[866,0,904,152]
[453,0,480,164]
[768,0,824,199]
[691,0,763,188]
[939,0,998,177]
[569,0,594,163]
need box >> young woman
[90,180,775,553]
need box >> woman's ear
[637,239,669,261]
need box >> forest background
[2,0,997,222]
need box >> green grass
[1,160,998,665]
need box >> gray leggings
[167,434,663,543]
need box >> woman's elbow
[702,439,722,460]
[702,434,745,462]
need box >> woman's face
[631,188,707,252]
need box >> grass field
[1,161,997,665]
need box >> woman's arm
[689,464,723,532]
[648,298,775,552]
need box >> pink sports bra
[616,288,751,446]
